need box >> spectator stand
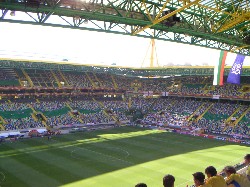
[65,102,84,123]
[50,70,63,88]
[92,98,121,125]
[0,118,5,130]
[196,103,214,121]
[28,103,48,129]
[56,70,70,87]
[110,74,119,89]
[20,68,34,87]
[0,114,6,130]
[187,102,206,122]
[0,68,19,87]
[85,72,98,88]
[233,106,250,126]
[225,105,243,123]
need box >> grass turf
[0,126,249,187]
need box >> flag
[227,54,245,84]
[213,50,228,85]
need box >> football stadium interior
[0,0,250,187]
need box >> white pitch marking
[104,146,130,159]
[0,171,6,182]
[70,146,132,164]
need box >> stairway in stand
[21,68,34,87]
[196,103,214,121]
[92,98,121,125]
[0,115,6,130]
[66,102,83,123]
[111,75,119,89]
[225,106,242,123]
[28,103,49,129]
[233,106,250,125]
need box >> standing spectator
[163,174,175,187]
[223,166,250,187]
[205,166,227,187]
[192,172,211,187]
[244,154,250,181]
[135,183,147,187]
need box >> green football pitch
[0,126,249,187]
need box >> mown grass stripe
[0,168,28,187]
[0,156,61,187]
[5,139,130,180]
[4,143,84,185]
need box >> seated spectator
[244,154,250,181]
[135,183,147,187]
[193,172,211,187]
[223,166,250,187]
[163,174,175,187]
[205,166,227,187]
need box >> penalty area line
[70,146,133,165]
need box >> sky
[0,11,250,68]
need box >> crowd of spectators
[245,111,250,122]
[142,112,189,127]
[189,102,249,136]
[141,99,202,127]
[135,98,249,136]
[0,98,249,135]
[233,123,249,136]
[136,154,250,187]
[63,72,92,88]
[1,67,249,99]
[95,73,115,88]
[46,113,80,127]
[208,84,243,97]
[0,68,17,81]
[70,100,102,111]
[114,75,134,91]
[179,84,204,95]
[245,93,250,97]
[191,118,225,134]
[139,79,173,92]
[4,117,43,131]
[130,98,156,113]
[207,102,238,117]
[0,102,29,111]
[233,106,249,120]
[31,101,67,111]
[103,100,128,111]
[80,111,113,124]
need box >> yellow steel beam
[230,0,236,13]
[217,12,250,32]
[133,0,201,35]
[142,0,153,22]
[182,0,191,6]
[197,3,235,17]
[155,0,171,20]
[178,0,194,6]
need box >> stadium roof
[0,0,250,56]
